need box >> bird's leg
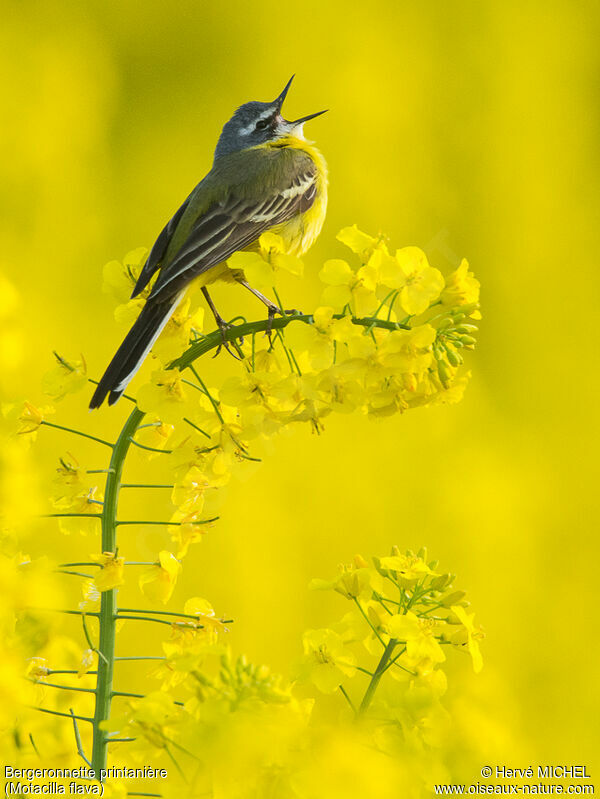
[239,280,297,340]
[201,287,242,360]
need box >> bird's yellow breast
[198,137,327,289]
[268,136,328,256]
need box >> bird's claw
[213,318,243,360]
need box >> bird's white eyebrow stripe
[239,109,274,136]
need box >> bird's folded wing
[148,164,317,300]
[131,193,193,298]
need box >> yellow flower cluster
[306,546,484,701]
[101,227,478,576]
[95,546,483,797]
[4,227,484,793]
[9,227,480,622]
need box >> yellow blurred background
[2,0,599,774]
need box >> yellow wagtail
[90,76,327,409]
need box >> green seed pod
[430,573,451,591]
[441,590,467,607]
[438,360,451,386]
[456,302,479,315]
[455,324,478,334]
[446,348,462,367]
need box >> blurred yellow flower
[15,401,53,436]
[450,605,484,673]
[91,551,125,591]
[57,486,103,535]
[25,657,49,680]
[336,225,378,257]
[137,369,188,424]
[441,258,480,308]
[51,453,87,505]
[375,552,436,584]
[310,555,381,600]
[78,648,95,677]
[102,247,150,304]
[132,417,174,454]
[386,612,446,664]
[184,596,228,638]
[139,550,181,603]
[299,628,356,693]
[42,352,87,400]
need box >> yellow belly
[193,137,328,290]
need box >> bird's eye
[255,119,270,131]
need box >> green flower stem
[91,404,144,779]
[115,518,218,526]
[354,598,386,647]
[127,437,173,454]
[358,638,398,715]
[114,656,165,662]
[339,685,356,713]
[48,669,98,675]
[170,313,409,371]
[40,420,114,449]
[117,607,211,621]
[120,484,174,489]
[70,709,92,767]
[88,311,411,780]
[55,569,95,578]
[31,706,93,722]
[28,680,96,694]
[116,614,202,628]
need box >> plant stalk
[90,406,144,779]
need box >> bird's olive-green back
[163,145,315,266]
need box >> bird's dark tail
[89,294,182,409]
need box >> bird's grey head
[214,76,327,161]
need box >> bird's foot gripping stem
[201,287,243,360]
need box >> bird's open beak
[274,75,295,111]
[287,109,328,125]
[273,76,328,137]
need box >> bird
[89,76,328,409]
